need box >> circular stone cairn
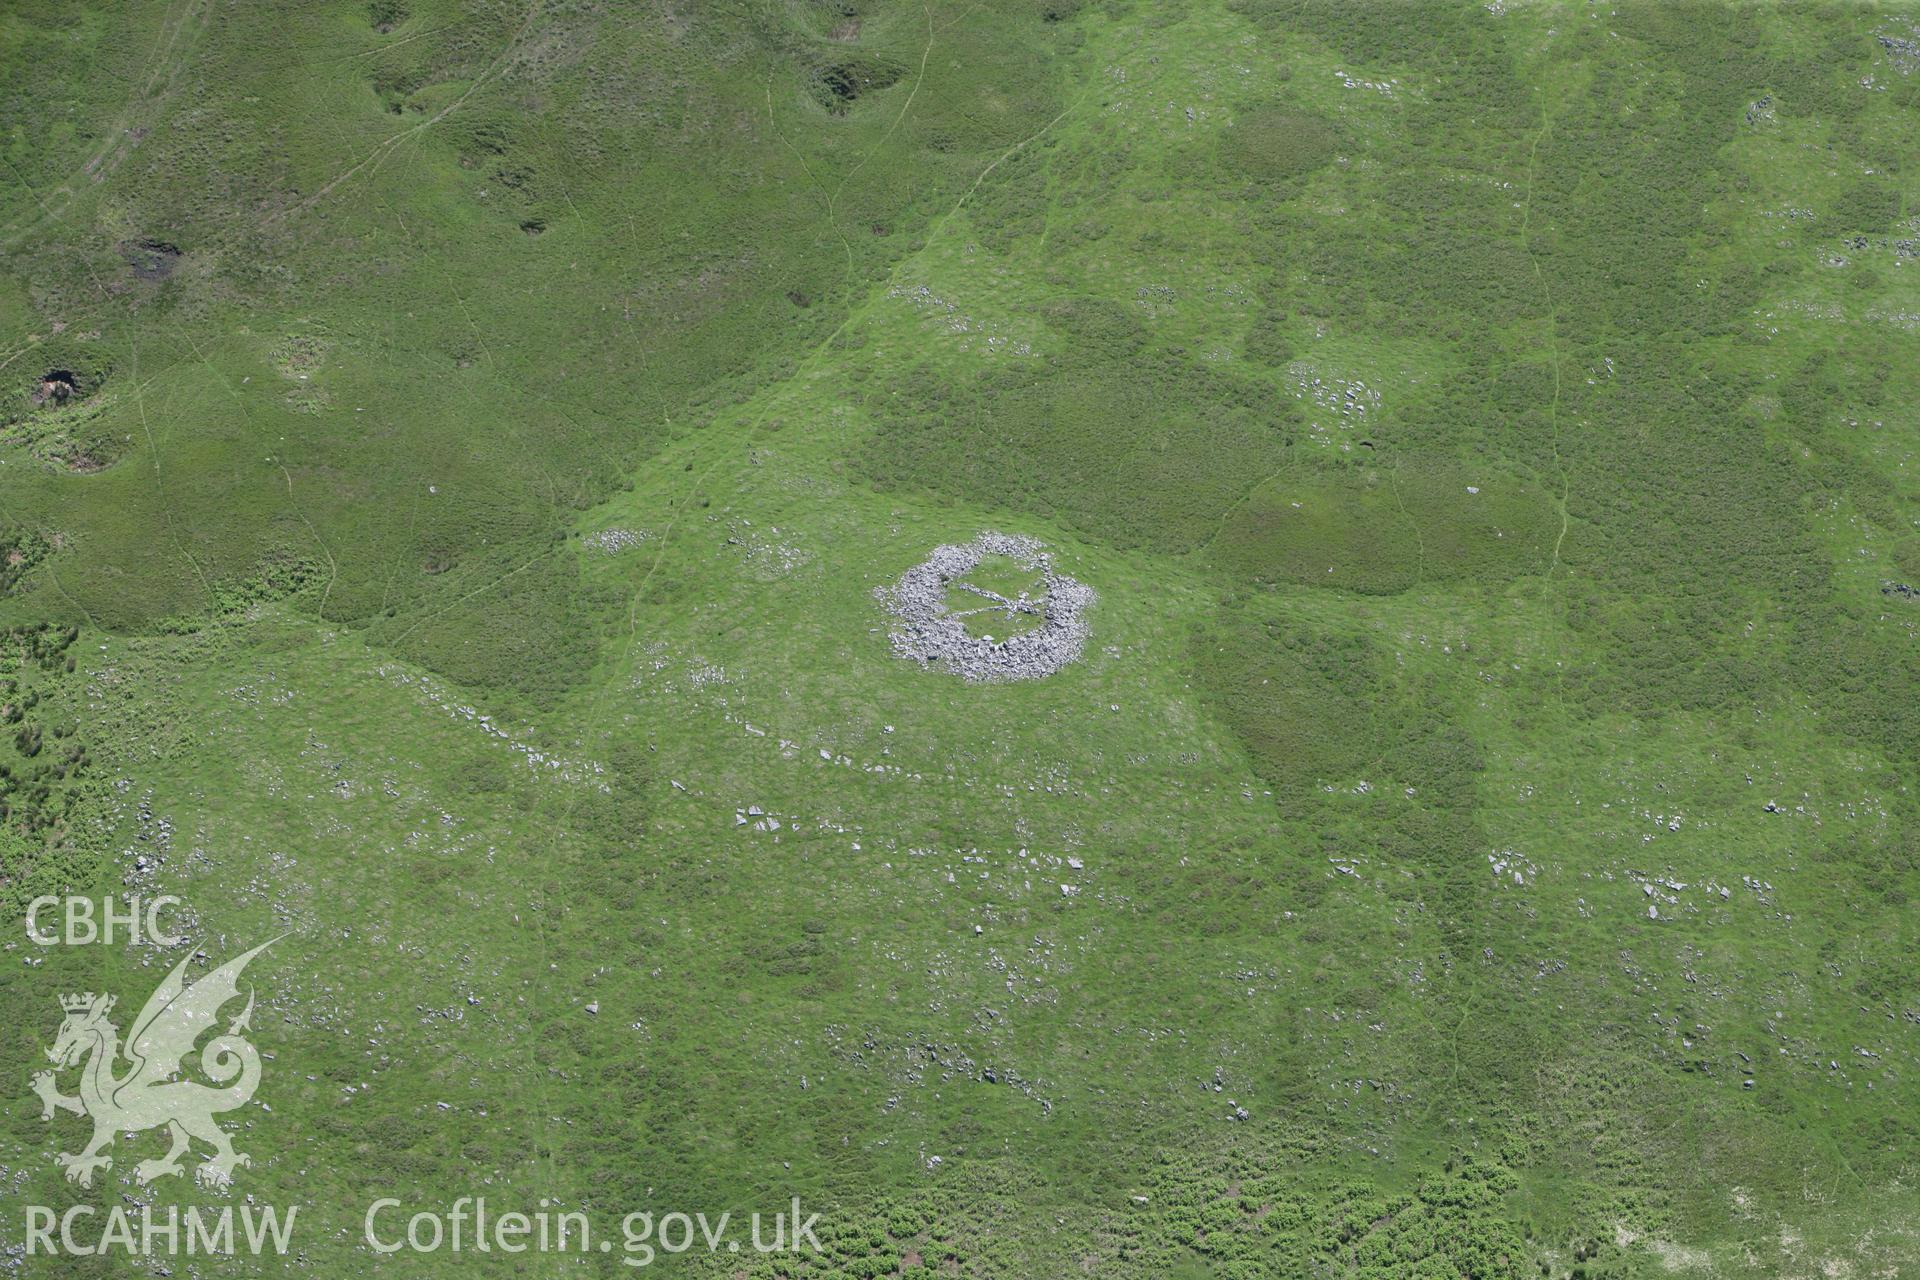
[877,532,1095,682]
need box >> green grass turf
[2,1,1918,1277]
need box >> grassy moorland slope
[2,3,1918,1277]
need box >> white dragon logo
[31,940,275,1188]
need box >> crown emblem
[59,992,112,1014]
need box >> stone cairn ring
[876,533,1095,683]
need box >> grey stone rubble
[1879,28,1920,75]
[583,528,648,553]
[885,283,1035,357]
[876,532,1095,683]
[1844,232,1919,262]
[375,663,607,786]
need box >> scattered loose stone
[876,532,1095,683]
[584,528,649,553]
